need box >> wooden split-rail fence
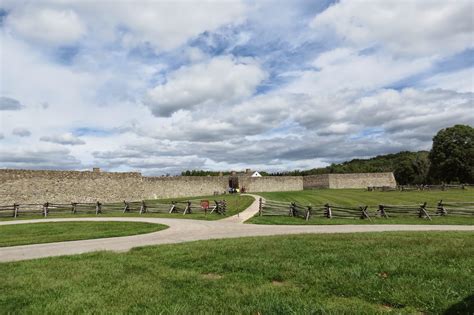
[369,184,471,192]
[259,198,474,221]
[0,199,227,218]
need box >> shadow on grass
[443,295,474,315]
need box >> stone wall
[328,172,396,189]
[0,169,298,204]
[303,174,330,189]
[142,176,228,199]
[0,169,395,204]
[303,172,397,189]
[239,176,303,192]
[0,169,145,204]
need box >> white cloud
[6,7,86,45]
[40,133,85,145]
[284,48,432,95]
[3,0,246,51]
[0,0,472,174]
[0,147,82,169]
[352,88,474,136]
[114,1,247,51]
[421,68,474,93]
[311,0,474,57]
[145,56,267,116]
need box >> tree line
[182,125,473,185]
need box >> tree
[394,152,430,185]
[428,125,474,183]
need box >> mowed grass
[249,189,474,225]
[0,194,254,221]
[1,232,473,314]
[144,194,254,219]
[0,222,167,247]
[258,188,474,207]
[249,214,474,225]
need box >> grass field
[0,194,254,221]
[0,222,168,247]
[249,189,474,225]
[258,188,473,207]
[0,232,472,314]
[249,214,474,225]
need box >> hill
[275,151,430,185]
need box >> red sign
[201,200,209,209]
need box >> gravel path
[1,195,473,262]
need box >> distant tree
[428,125,474,183]
[394,152,430,185]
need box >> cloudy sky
[0,0,473,175]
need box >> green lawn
[0,232,473,314]
[0,194,254,221]
[250,189,474,225]
[258,188,473,207]
[0,222,167,247]
[249,215,474,225]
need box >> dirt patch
[201,273,223,280]
[271,280,286,286]
[380,304,393,311]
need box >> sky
[0,0,473,175]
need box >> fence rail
[0,199,227,218]
[369,184,470,192]
[258,198,473,221]
[436,200,474,217]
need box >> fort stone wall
[0,169,300,204]
[0,169,396,204]
[303,174,330,189]
[327,172,397,189]
[239,176,303,192]
[0,169,145,204]
[303,173,396,189]
[142,176,228,199]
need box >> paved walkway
[1,195,473,262]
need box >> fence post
[123,201,129,213]
[183,201,191,215]
[378,205,388,218]
[168,201,176,214]
[360,206,371,221]
[14,203,18,218]
[437,200,447,216]
[43,202,49,217]
[305,206,312,221]
[140,200,147,214]
[288,202,294,217]
[324,203,332,219]
[418,202,431,220]
[258,198,262,216]
[72,202,77,214]
[96,201,102,215]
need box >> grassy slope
[249,189,474,225]
[0,195,254,221]
[1,232,473,314]
[0,222,167,247]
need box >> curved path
[1,195,473,262]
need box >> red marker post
[201,200,209,215]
